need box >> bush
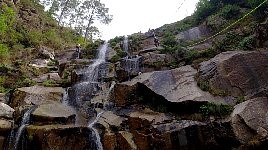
[200,103,233,118]
[194,0,218,23]
[0,44,10,64]
[219,4,240,20]
[42,80,58,87]
[238,35,256,50]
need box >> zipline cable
[187,0,268,48]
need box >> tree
[81,0,112,40]
[57,0,80,25]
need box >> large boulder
[198,50,268,98]
[10,85,64,108]
[112,65,226,113]
[141,51,175,71]
[0,102,14,119]
[176,25,210,42]
[231,97,268,144]
[32,103,76,125]
[24,125,95,150]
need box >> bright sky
[97,0,199,40]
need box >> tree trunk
[58,0,70,25]
[84,9,95,41]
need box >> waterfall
[122,55,142,80]
[70,42,109,107]
[88,111,104,150]
[14,106,36,149]
[62,87,69,106]
[123,36,129,55]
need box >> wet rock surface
[32,103,76,125]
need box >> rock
[98,111,124,131]
[188,42,213,51]
[107,46,117,62]
[198,50,268,98]
[10,85,64,108]
[0,136,5,150]
[103,133,117,150]
[128,109,172,131]
[38,46,55,59]
[25,125,95,150]
[32,73,62,83]
[0,93,6,103]
[231,97,268,144]
[176,25,210,42]
[115,56,143,82]
[0,119,13,134]
[0,102,14,119]
[118,131,137,150]
[32,103,76,125]
[141,52,175,70]
[112,65,226,113]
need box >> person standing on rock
[76,43,81,59]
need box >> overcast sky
[96,0,199,40]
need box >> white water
[14,106,36,150]
[123,36,129,55]
[88,111,104,150]
[62,87,69,106]
[72,42,109,107]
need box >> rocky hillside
[0,0,268,150]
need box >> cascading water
[70,42,109,107]
[67,42,109,148]
[123,36,129,55]
[88,111,104,150]
[11,106,36,150]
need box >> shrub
[194,0,218,23]
[219,4,241,20]
[42,80,58,87]
[200,103,233,118]
[238,35,256,50]
[0,44,10,64]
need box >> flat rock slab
[32,103,76,125]
[11,85,64,108]
[113,65,225,108]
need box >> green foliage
[110,55,121,63]
[219,4,241,20]
[0,44,10,64]
[162,32,177,48]
[200,103,233,118]
[109,36,124,48]
[184,50,200,63]
[215,32,243,51]
[42,79,58,87]
[17,77,37,87]
[82,39,103,59]
[238,35,256,50]
[198,80,210,91]
[235,96,246,104]
[0,4,15,33]
[194,0,218,23]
